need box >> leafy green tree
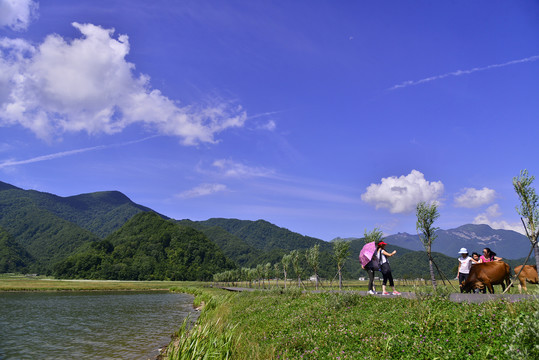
[416,201,440,290]
[281,253,292,289]
[306,244,320,290]
[364,228,383,244]
[291,250,303,287]
[274,262,280,287]
[333,240,350,290]
[264,262,272,287]
[256,264,264,288]
[513,169,539,267]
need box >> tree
[416,201,440,290]
[281,253,292,289]
[513,169,539,267]
[290,250,303,287]
[364,228,383,244]
[274,262,280,287]
[306,244,320,290]
[264,262,272,287]
[333,240,350,290]
[255,264,264,288]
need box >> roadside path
[219,287,538,304]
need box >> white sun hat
[458,248,468,254]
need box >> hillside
[53,212,236,281]
[0,227,34,273]
[177,218,338,277]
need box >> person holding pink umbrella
[377,241,401,295]
[361,242,380,295]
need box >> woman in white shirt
[457,248,476,293]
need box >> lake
[0,291,197,359]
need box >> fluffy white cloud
[0,0,38,31]
[0,22,246,144]
[212,159,274,178]
[177,183,228,199]
[473,204,525,234]
[454,187,496,208]
[361,170,444,213]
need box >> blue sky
[1,0,538,240]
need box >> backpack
[367,252,380,271]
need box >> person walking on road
[376,241,400,295]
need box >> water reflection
[0,291,197,360]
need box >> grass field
[166,284,539,360]
[0,273,197,291]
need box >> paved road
[219,287,538,304]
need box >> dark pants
[381,263,394,287]
[458,273,469,293]
[366,268,375,291]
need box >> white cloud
[361,170,444,214]
[0,0,38,31]
[0,22,246,144]
[260,119,276,131]
[212,159,274,178]
[389,55,539,91]
[0,135,157,169]
[177,183,228,198]
[454,187,496,208]
[473,204,525,235]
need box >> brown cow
[460,261,511,294]
[514,265,538,293]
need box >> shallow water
[0,291,196,359]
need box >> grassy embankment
[167,283,539,360]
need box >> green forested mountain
[0,181,161,238]
[0,198,101,271]
[184,218,332,252]
[1,180,531,280]
[0,226,34,273]
[53,212,236,280]
[176,218,459,280]
[177,218,338,277]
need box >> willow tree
[281,253,292,289]
[416,201,440,290]
[333,240,350,290]
[306,244,320,290]
[274,262,281,288]
[513,169,539,267]
[291,249,303,287]
[364,228,383,244]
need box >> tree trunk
[534,241,539,269]
[298,276,301,287]
[429,258,437,290]
[284,271,287,289]
[338,268,343,290]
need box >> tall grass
[168,285,539,360]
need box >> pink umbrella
[359,241,376,267]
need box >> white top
[378,249,388,264]
[458,256,473,274]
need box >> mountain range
[0,180,534,280]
